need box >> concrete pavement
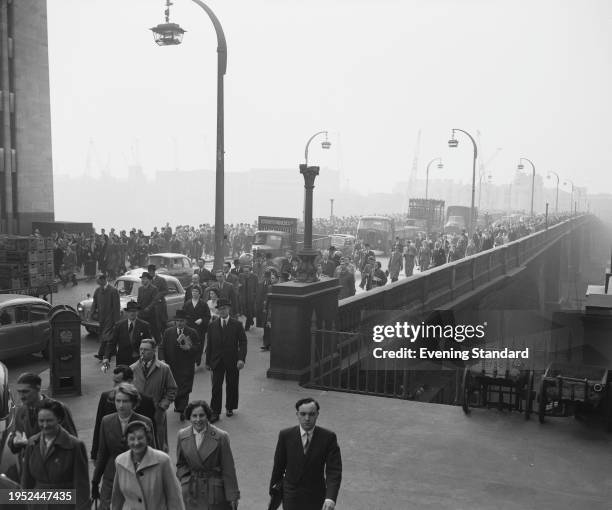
[37,327,612,510]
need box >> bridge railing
[333,216,587,332]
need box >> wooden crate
[0,263,24,277]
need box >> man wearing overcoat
[130,339,177,452]
[158,310,201,421]
[92,273,121,360]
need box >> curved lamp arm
[191,0,227,75]
[304,131,328,166]
[519,157,535,176]
[452,128,478,159]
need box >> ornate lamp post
[425,157,443,201]
[547,171,560,214]
[296,131,331,282]
[151,0,227,270]
[448,129,478,235]
[517,157,536,217]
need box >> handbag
[267,480,283,510]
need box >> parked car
[146,253,194,286]
[76,269,186,335]
[0,361,18,483]
[0,296,51,361]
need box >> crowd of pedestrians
[46,223,257,286]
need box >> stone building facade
[0,0,53,234]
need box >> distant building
[1,0,54,233]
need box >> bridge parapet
[335,215,591,332]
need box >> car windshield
[253,233,282,248]
[147,255,170,270]
[358,219,391,231]
[115,279,141,296]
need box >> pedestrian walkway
[40,329,612,510]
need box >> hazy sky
[47,0,612,195]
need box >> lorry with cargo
[444,206,477,235]
[252,216,331,258]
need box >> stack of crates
[0,236,55,290]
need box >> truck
[252,216,331,258]
[408,199,446,232]
[444,206,477,234]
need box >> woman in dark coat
[21,399,90,510]
[183,286,211,366]
[176,400,239,510]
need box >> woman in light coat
[111,420,184,510]
[176,400,240,510]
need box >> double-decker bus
[356,216,395,255]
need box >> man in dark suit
[92,273,121,361]
[137,271,160,343]
[102,301,151,367]
[148,264,169,333]
[158,310,201,421]
[269,398,342,510]
[194,258,214,286]
[205,298,247,422]
[90,365,156,461]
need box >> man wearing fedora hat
[205,298,247,422]
[102,301,151,368]
[148,264,169,337]
[92,273,121,361]
[158,310,201,421]
[137,271,160,344]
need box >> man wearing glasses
[269,398,342,510]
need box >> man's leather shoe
[94,354,103,361]
[226,410,234,417]
[210,414,220,423]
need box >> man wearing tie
[269,398,342,510]
[205,298,247,423]
[158,310,201,421]
[7,373,77,473]
[103,301,151,367]
[130,339,177,452]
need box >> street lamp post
[564,180,575,214]
[547,171,560,214]
[425,157,443,201]
[296,131,331,282]
[151,0,227,271]
[448,129,478,235]
[517,157,536,217]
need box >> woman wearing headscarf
[176,400,240,510]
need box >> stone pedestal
[266,278,340,382]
